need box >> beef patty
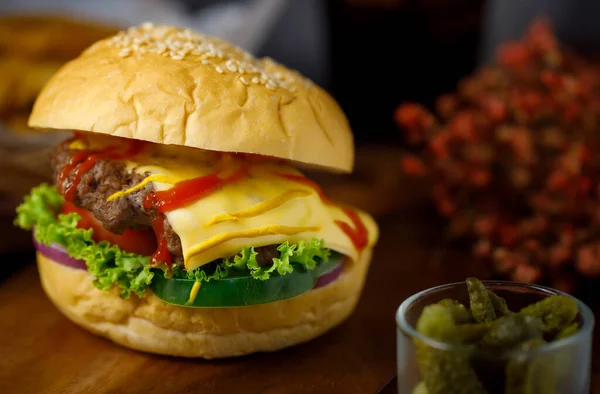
[51,143,279,267]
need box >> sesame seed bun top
[28,23,354,173]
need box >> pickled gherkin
[456,322,492,342]
[467,278,496,323]
[519,295,578,333]
[411,278,581,394]
[415,304,486,394]
[480,315,543,349]
[555,322,579,340]
[416,304,461,342]
[412,381,429,394]
[505,338,547,394]
[487,290,512,317]
[438,299,473,324]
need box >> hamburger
[14,23,379,358]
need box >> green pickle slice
[457,322,492,343]
[415,304,486,394]
[412,278,580,394]
[505,338,547,394]
[487,290,513,317]
[480,315,543,349]
[519,295,578,333]
[467,278,497,323]
[412,381,430,394]
[438,299,474,324]
[555,322,579,340]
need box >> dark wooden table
[0,205,598,393]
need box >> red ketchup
[334,207,369,251]
[58,138,146,201]
[274,172,369,253]
[143,167,248,266]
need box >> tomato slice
[62,201,157,256]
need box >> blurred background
[3,0,600,295]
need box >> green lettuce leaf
[14,183,63,230]
[227,239,331,281]
[15,184,332,297]
[289,238,330,269]
[172,262,228,282]
[226,246,258,270]
[15,184,153,299]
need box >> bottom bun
[37,248,372,358]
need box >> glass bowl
[396,281,595,394]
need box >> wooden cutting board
[0,194,598,393]
[0,208,485,394]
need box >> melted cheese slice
[119,153,379,271]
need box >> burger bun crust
[36,248,372,358]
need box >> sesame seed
[118,48,131,57]
[107,24,303,93]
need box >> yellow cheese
[204,189,311,227]
[68,139,87,150]
[185,225,321,261]
[122,153,379,271]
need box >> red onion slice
[314,261,344,289]
[33,236,87,270]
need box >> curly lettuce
[234,239,331,280]
[15,184,332,298]
[174,239,330,281]
[15,185,153,298]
